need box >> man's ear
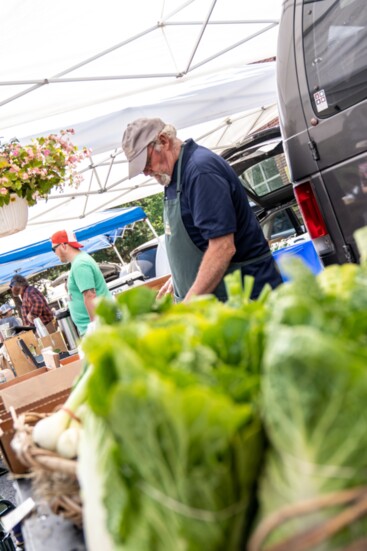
[158,133,170,148]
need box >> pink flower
[0,130,87,207]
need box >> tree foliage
[92,193,164,264]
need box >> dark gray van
[277,0,367,264]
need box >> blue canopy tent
[0,207,147,287]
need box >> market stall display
[3,227,367,550]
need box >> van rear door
[294,0,367,262]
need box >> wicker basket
[247,486,367,551]
[11,411,83,527]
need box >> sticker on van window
[314,89,328,113]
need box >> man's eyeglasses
[144,141,157,173]
[52,243,64,252]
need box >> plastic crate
[273,239,323,282]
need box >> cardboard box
[3,331,40,376]
[142,274,171,292]
[0,361,82,413]
[0,354,11,371]
[59,353,80,367]
[3,331,69,377]
[0,359,83,474]
[38,331,68,353]
[0,368,48,416]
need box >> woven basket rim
[11,410,82,527]
[12,411,78,475]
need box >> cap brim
[128,147,148,179]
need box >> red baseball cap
[51,230,83,249]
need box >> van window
[303,0,367,118]
[240,153,289,197]
[262,206,305,243]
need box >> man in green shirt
[51,230,112,336]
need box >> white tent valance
[1,0,282,226]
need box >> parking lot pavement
[0,461,24,549]
[0,460,16,505]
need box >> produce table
[14,479,86,551]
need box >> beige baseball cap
[122,117,165,178]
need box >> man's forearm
[185,234,235,301]
[83,289,97,321]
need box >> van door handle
[308,139,320,161]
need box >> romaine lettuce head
[81,286,268,550]
[104,372,263,551]
[258,325,367,548]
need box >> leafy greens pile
[79,275,269,551]
[256,251,367,549]
[77,228,367,551]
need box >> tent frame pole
[145,218,159,239]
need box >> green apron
[164,144,272,302]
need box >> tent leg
[110,244,126,265]
[145,218,159,239]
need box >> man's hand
[185,234,235,301]
[156,277,174,300]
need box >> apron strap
[176,143,185,193]
[230,250,272,269]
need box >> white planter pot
[0,194,29,237]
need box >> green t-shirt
[68,252,111,335]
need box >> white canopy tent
[1,0,282,226]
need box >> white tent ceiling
[1,0,282,227]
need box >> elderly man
[50,230,111,336]
[9,275,55,332]
[122,118,283,302]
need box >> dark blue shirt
[164,139,282,296]
[165,139,271,260]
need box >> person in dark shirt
[9,275,55,332]
[122,118,283,302]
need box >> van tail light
[294,181,334,258]
[294,181,328,239]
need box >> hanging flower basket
[0,129,90,236]
[0,194,28,237]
